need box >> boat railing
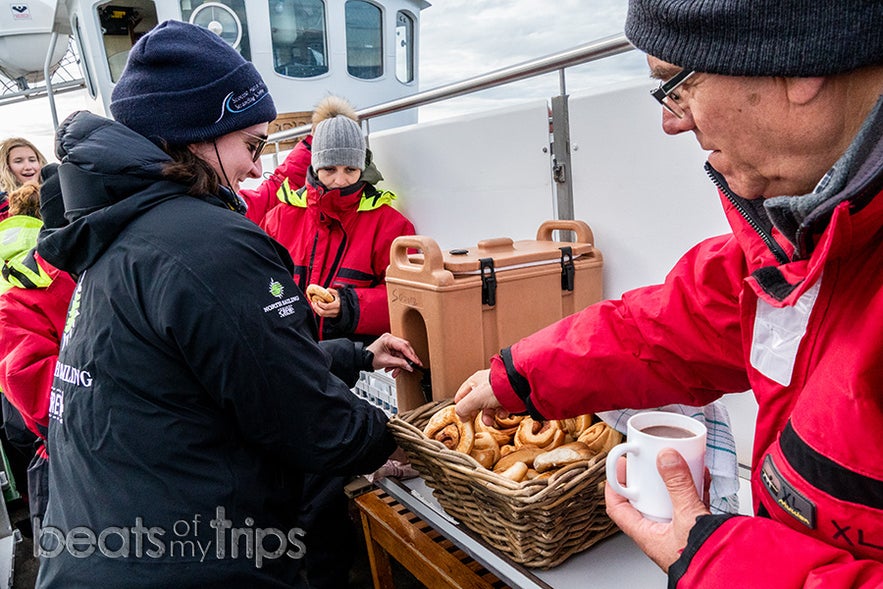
[266,33,634,149]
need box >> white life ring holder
[189,2,243,50]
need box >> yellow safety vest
[275,178,397,211]
[0,216,50,293]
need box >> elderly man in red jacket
[455,1,883,587]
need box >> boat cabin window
[345,0,382,80]
[395,10,414,84]
[181,0,252,60]
[269,0,328,78]
[96,0,158,82]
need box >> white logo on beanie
[214,82,270,124]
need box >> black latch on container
[480,257,497,306]
[559,246,575,291]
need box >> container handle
[388,235,455,286]
[476,236,514,250]
[536,219,594,244]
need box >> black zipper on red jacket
[706,164,790,265]
[307,231,320,289]
[307,217,348,289]
[324,226,348,289]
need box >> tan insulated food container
[387,220,603,411]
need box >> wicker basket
[388,399,619,569]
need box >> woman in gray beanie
[455,1,883,588]
[35,20,419,588]
[261,95,415,344]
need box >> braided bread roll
[514,417,565,451]
[469,432,501,469]
[561,414,594,439]
[577,422,622,456]
[473,415,515,447]
[424,406,475,454]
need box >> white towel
[597,402,740,515]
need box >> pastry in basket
[473,414,516,447]
[496,414,524,430]
[423,405,475,454]
[577,421,623,455]
[492,445,544,474]
[514,417,566,450]
[469,432,501,469]
[560,414,594,439]
[533,441,595,473]
[498,461,529,482]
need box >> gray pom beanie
[626,0,883,77]
[311,115,366,171]
[110,20,276,145]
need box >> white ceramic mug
[605,411,707,522]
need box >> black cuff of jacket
[355,342,375,373]
[499,347,546,421]
[323,285,359,338]
[668,513,738,588]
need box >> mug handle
[605,442,640,501]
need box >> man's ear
[784,77,826,105]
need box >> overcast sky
[1,0,648,158]
[416,0,646,119]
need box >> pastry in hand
[306,284,335,303]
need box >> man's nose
[661,107,695,135]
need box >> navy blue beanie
[110,20,276,145]
[626,0,883,76]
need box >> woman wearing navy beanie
[36,20,419,588]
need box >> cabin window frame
[93,0,159,84]
[344,0,383,80]
[268,0,329,79]
[72,15,97,99]
[394,9,415,84]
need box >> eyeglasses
[651,69,695,119]
[240,130,268,163]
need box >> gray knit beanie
[311,115,366,171]
[626,0,883,76]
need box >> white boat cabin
[53,0,428,132]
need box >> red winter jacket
[260,169,415,341]
[0,251,76,440]
[240,136,313,224]
[490,113,883,585]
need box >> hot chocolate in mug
[605,411,706,522]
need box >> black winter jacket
[35,111,394,588]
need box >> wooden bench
[354,488,508,588]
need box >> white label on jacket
[750,277,821,386]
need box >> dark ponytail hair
[160,144,221,197]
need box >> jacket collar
[765,95,883,259]
[305,167,366,220]
[711,96,883,304]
